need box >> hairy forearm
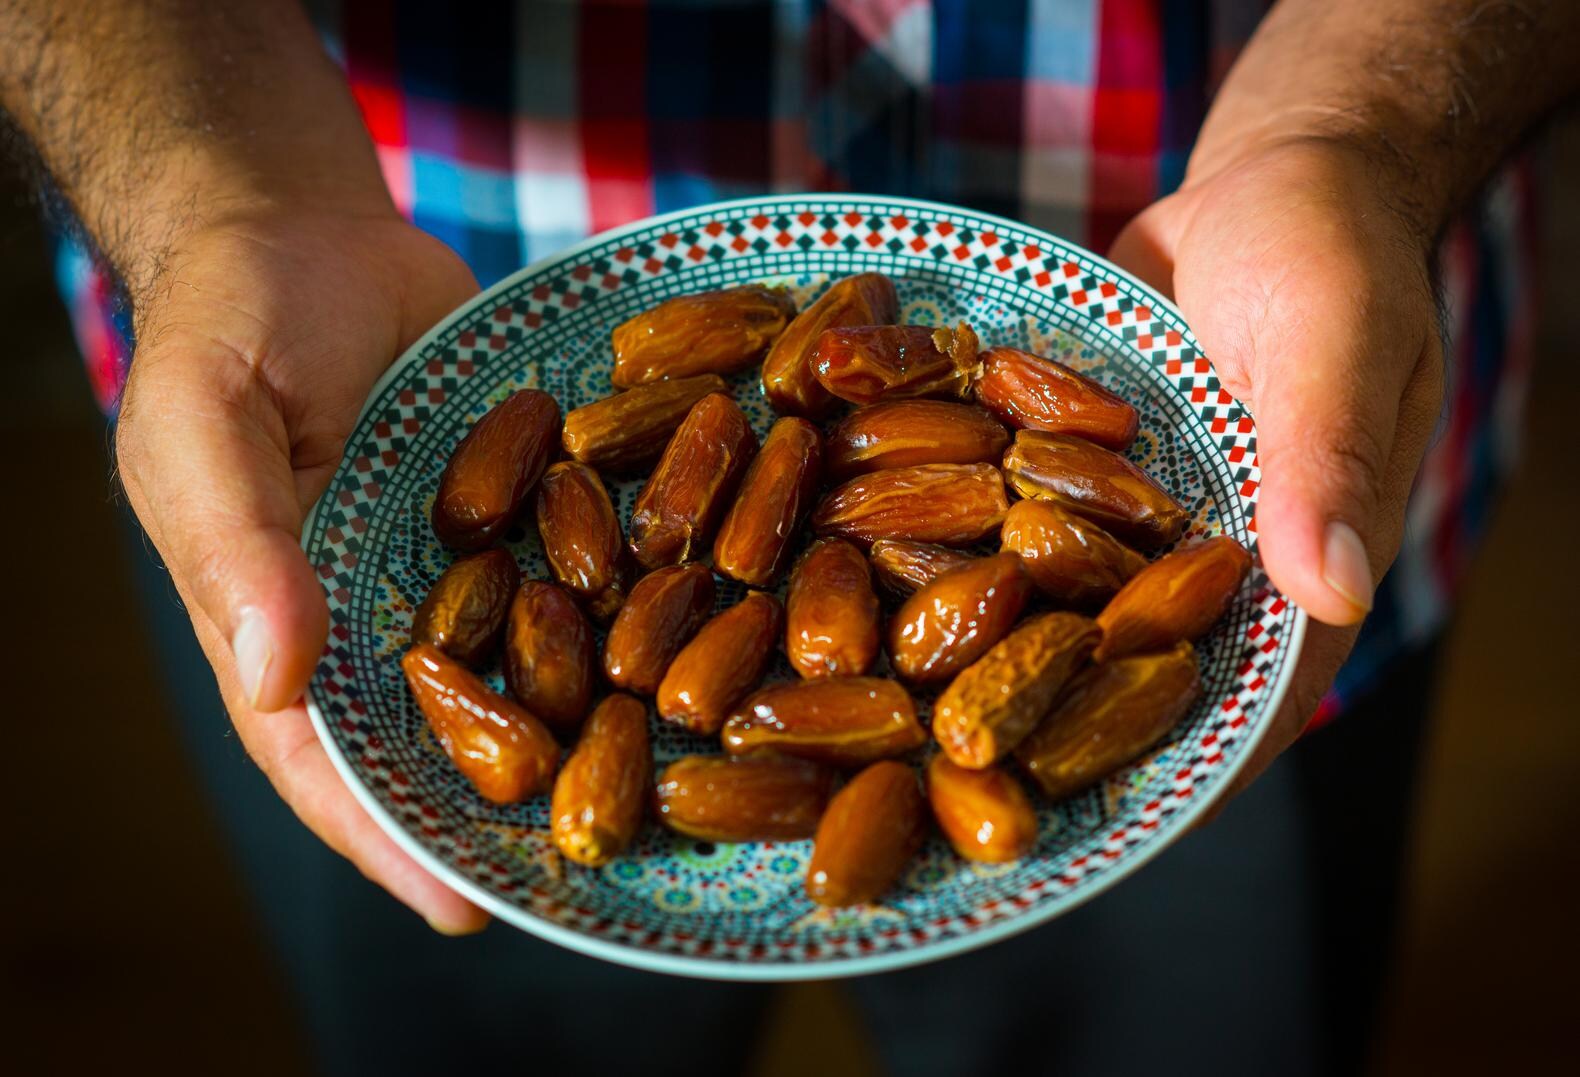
[0,0,389,319]
[1192,0,1580,242]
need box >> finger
[1107,200,1184,298]
[117,335,328,713]
[181,589,489,934]
[1189,618,1357,830]
[247,702,491,935]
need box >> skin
[1,0,1575,927]
[0,2,484,933]
[1109,0,1578,802]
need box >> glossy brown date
[628,392,758,570]
[432,389,561,550]
[653,755,836,842]
[932,612,1102,769]
[1002,430,1190,550]
[602,563,716,695]
[561,374,728,474]
[762,272,898,417]
[657,592,784,735]
[535,461,629,623]
[999,499,1146,607]
[1017,643,1202,799]
[712,417,824,586]
[401,643,559,803]
[410,548,519,667]
[867,539,975,598]
[1094,536,1252,661]
[811,322,981,405]
[722,677,926,768]
[812,462,1009,549]
[974,346,1138,450]
[784,538,881,678]
[925,755,1038,864]
[611,284,796,388]
[825,400,1010,479]
[887,552,1033,684]
[502,581,596,735]
[806,761,925,907]
[551,693,652,866]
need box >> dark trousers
[128,516,1431,1077]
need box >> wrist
[106,143,397,329]
[1183,114,1448,256]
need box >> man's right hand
[0,1,496,931]
[115,204,490,933]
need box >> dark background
[1,122,1575,1075]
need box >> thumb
[1111,195,1417,626]
[1226,272,1439,627]
[117,341,327,712]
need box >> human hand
[1110,135,1445,796]
[114,205,490,932]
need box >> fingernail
[426,915,488,938]
[1321,521,1373,617]
[232,607,275,709]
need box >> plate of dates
[302,195,1306,979]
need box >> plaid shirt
[56,0,1535,720]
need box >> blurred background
[1,120,1575,1075]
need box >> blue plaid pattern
[55,0,1536,723]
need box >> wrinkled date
[762,272,898,418]
[888,552,1033,684]
[932,612,1102,769]
[535,461,630,623]
[785,538,881,678]
[611,284,796,388]
[974,346,1139,450]
[657,592,784,736]
[812,462,1009,549]
[561,373,727,474]
[825,400,1010,479]
[712,417,824,586]
[1017,642,1202,799]
[410,547,519,667]
[432,389,561,550]
[867,539,975,598]
[551,693,652,866]
[503,581,596,735]
[811,322,981,405]
[654,755,836,842]
[401,643,559,803]
[806,761,925,907]
[602,563,716,695]
[1095,536,1252,660]
[721,677,926,768]
[999,499,1146,607]
[629,392,759,570]
[926,755,1039,864]
[1002,430,1190,550]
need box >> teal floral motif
[656,888,697,912]
[301,195,1303,979]
[728,886,765,908]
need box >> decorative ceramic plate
[302,195,1306,980]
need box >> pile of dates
[404,273,1251,908]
